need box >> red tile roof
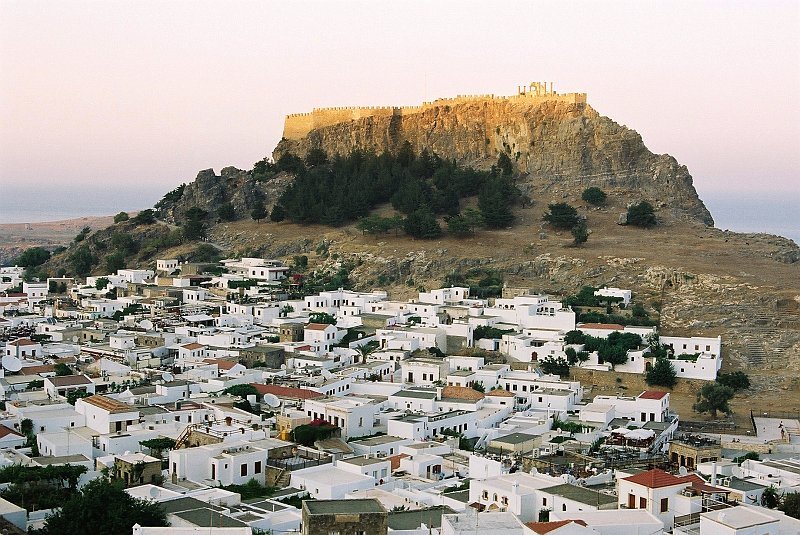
[8,338,38,346]
[182,343,205,350]
[19,364,56,376]
[0,425,23,439]
[441,385,484,401]
[623,468,685,489]
[486,389,515,397]
[305,323,334,331]
[250,383,324,400]
[526,520,588,534]
[639,390,669,400]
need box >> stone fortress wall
[282,82,587,140]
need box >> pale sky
[1,0,799,206]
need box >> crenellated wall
[282,84,587,140]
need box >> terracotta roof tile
[305,323,334,331]
[250,383,324,400]
[579,323,625,330]
[486,389,515,397]
[441,385,484,401]
[0,425,23,439]
[81,394,137,414]
[623,468,684,489]
[639,390,669,400]
[525,520,588,534]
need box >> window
[255,461,262,474]
[639,497,647,509]
[542,497,547,506]
[660,497,668,513]
[482,491,489,499]
[562,504,567,511]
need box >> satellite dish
[139,320,153,330]
[162,372,174,382]
[2,356,22,373]
[149,486,160,498]
[321,369,333,379]
[280,364,287,370]
[262,394,281,408]
[229,364,246,375]
[678,466,689,476]
[71,336,79,343]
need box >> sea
[0,186,798,245]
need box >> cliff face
[157,167,293,225]
[274,99,714,226]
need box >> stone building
[668,434,720,469]
[302,499,387,535]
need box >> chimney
[711,461,718,486]
[511,480,519,494]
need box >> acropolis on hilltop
[282,82,587,140]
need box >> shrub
[581,187,607,205]
[627,201,657,227]
[543,203,580,230]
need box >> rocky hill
[274,96,714,226]
[29,87,800,413]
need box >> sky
[1,0,799,217]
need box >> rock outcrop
[156,167,293,225]
[274,98,714,226]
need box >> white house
[74,394,141,434]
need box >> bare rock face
[274,99,714,226]
[157,168,292,225]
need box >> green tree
[543,203,580,230]
[357,215,393,237]
[693,382,735,418]
[598,342,628,369]
[627,201,657,227]
[404,206,442,239]
[17,247,51,268]
[305,148,328,167]
[646,357,677,387]
[183,207,208,240]
[468,381,485,393]
[218,202,236,222]
[461,208,485,232]
[251,200,268,222]
[104,252,126,273]
[54,363,72,376]
[539,356,570,377]
[478,177,514,229]
[74,226,90,242]
[779,491,800,518]
[131,209,157,225]
[95,277,110,290]
[139,437,177,458]
[269,204,286,222]
[581,187,607,206]
[223,384,259,398]
[571,221,589,246]
[35,478,169,535]
[113,212,129,223]
[69,246,97,276]
[762,486,780,508]
[716,371,750,392]
[309,312,337,325]
[497,153,513,176]
[67,390,90,405]
[446,215,472,237]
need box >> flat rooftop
[541,483,617,506]
[305,498,385,515]
[350,435,406,447]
